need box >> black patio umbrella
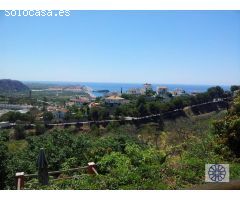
[37,148,49,185]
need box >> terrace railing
[15,148,98,190]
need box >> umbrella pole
[37,148,49,186]
[38,168,49,186]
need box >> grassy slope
[135,110,240,189]
[137,110,227,147]
[8,109,240,189]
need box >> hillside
[0,79,29,93]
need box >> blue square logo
[205,164,229,182]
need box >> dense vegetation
[1,93,240,189]
[213,90,240,157]
[0,86,239,190]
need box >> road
[0,97,231,128]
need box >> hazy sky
[0,11,240,85]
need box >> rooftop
[105,95,125,100]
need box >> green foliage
[145,89,156,97]
[8,139,28,152]
[230,85,240,93]
[138,103,149,117]
[61,157,78,173]
[148,102,160,114]
[213,94,240,157]
[3,126,169,189]
[115,86,227,118]
[207,86,225,99]
[33,141,168,190]
[26,130,76,170]
[89,107,110,121]
[115,103,139,117]
[0,142,8,189]
[136,96,146,107]
[14,124,26,140]
[106,121,120,132]
[43,111,54,122]
[0,111,35,123]
[230,163,240,179]
[171,97,184,109]
[35,123,46,136]
[0,130,10,142]
[1,98,237,190]
[121,94,137,100]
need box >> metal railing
[16,162,98,190]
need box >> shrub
[14,124,26,140]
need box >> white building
[127,88,145,95]
[156,86,168,96]
[49,109,68,120]
[104,92,120,98]
[69,97,90,106]
[105,96,129,105]
[0,121,11,129]
[143,83,152,92]
[171,88,186,96]
[0,104,33,110]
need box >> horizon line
[19,79,233,87]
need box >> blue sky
[0,11,240,85]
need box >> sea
[25,81,230,97]
[88,83,230,97]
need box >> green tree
[0,111,21,123]
[195,92,210,104]
[43,111,53,122]
[148,102,160,114]
[64,111,73,121]
[0,130,10,142]
[138,103,148,117]
[207,86,224,99]
[213,94,240,156]
[171,97,184,109]
[146,89,155,96]
[14,124,26,140]
[35,123,46,136]
[0,142,8,189]
[136,96,146,107]
[90,108,99,121]
[230,85,240,93]
[99,108,110,120]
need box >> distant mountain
[0,79,30,93]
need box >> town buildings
[0,104,33,110]
[104,95,129,106]
[127,88,145,95]
[156,86,168,96]
[88,102,101,109]
[104,92,120,98]
[171,88,186,96]
[69,97,90,106]
[47,105,68,121]
[143,83,152,93]
[0,104,33,117]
